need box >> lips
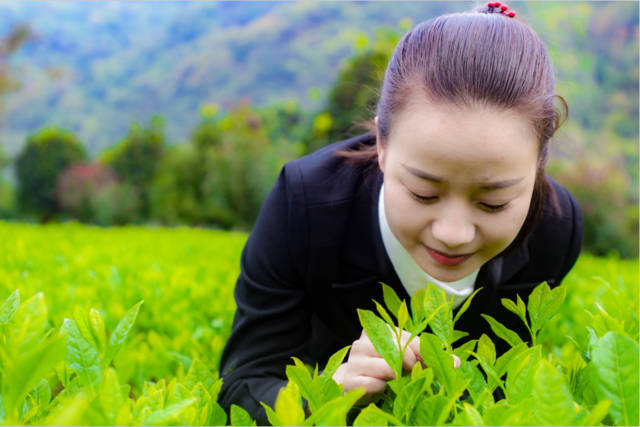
[425,246,473,266]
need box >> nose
[431,213,476,249]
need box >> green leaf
[481,314,524,348]
[411,289,426,324]
[501,296,527,327]
[494,343,528,378]
[453,287,483,325]
[397,301,409,332]
[408,394,449,425]
[186,359,216,391]
[322,345,351,377]
[106,300,143,365]
[576,400,611,426]
[381,283,402,317]
[99,367,125,422]
[273,381,305,426]
[374,301,396,331]
[393,377,426,422]
[61,318,101,395]
[461,402,484,426]
[590,332,639,426]
[358,309,402,378]
[476,334,496,367]
[260,402,282,426]
[230,404,256,426]
[0,289,19,324]
[453,339,477,363]
[424,284,453,347]
[419,333,458,395]
[532,360,578,425]
[506,346,542,404]
[142,398,196,426]
[459,361,487,403]
[353,403,391,426]
[305,388,365,426]
[89,308,107,356]
[74,306,102,356]
[286,363,323,413]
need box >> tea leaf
[590,331,639,426]
[453,287,483,325]
[358,309,402,378]
[481,314,524,348]
[501,296,527,326]
[374,301,396,332]
[419,333,458,394]
[106,300,143,365]
[0,289,19,324]
[286,362,322,413]
[142,398,196,426]
[305,388,365,426]
[260,402,282,426]
[461,402,484,426]
[99,368,124,422]
[576,399,611,426]
[393,377,426,422]
[230,404,256,426]
[273,381,305,426]
[506,346,542,404]
[409,394,449,426]
[381,283,402,317]
[61,318,101,395]
[353,403,392,426]
[532,360,578,425]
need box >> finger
[452,353,461,369]
[401,343,418,371]
[343,375,388,395]
[349,355,396,380]
[351,336,382,358]
[404,333,424,366]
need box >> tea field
[0,221,638,425]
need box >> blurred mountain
[0,1,457,156]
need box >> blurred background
[0,1,637,258]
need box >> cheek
[484,197,532,245]
[384,186,427,241]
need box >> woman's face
[377,100,539,282]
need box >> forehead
[386,99,539,174]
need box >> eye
[479,202,509,212]
[408,190,437,204]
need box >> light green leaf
[425,284,453,347]
[260,402,282,426]
[453,287,483,325]
[381,282,402,317]
[459,361,488,404]
[322,345,350,380]
[353,403,391,426]
[374,301,396,331]
[106,300,143,365]
[453,339,477,363]
[501,296,527,327]
[186,359,216,391]
[61,318,101,395]
[393,377,426,422]
[481,314,524,348]
[89,308,107,356]
[74,306,102,356]
[230,404,256,426]
[274,381,305,426]
[506,346,541,404]
[99,367,124,422]
[142,398,196,426]
[461,402,484,426]
[0,289,19,324]
[590,332,639,426]
[397,301,409,332]
[411,289,426,324]
[305,388,365,426]
[576,399,611,426]
[419,333,458,395]
[494,343,528,378]
[477,334,496,368]
[358,309,402,378]
[286,363,322,413]
[532,360,578,425]
[409,394,449,426]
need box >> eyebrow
[402,164,524,190]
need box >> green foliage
[0,222,637,425]
[15,127,87,221]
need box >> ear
[375,116,387,173]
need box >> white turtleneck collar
[378,184,479,309]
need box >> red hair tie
[487,1,516,18]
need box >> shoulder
[525,177,584,284]
[282,132,376,206]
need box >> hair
[337,4,567,255]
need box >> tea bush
[0,221,637,425]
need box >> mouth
[425,246,474,266]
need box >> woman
[219,3,584,424]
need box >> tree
[15,127,87,221]
[103,116,166,219]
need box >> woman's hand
[332,329,461,396]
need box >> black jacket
[218,132,584,424]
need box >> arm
[218,164,310,425]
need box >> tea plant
[262,281,639,426]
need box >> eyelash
[408,191,508,212]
